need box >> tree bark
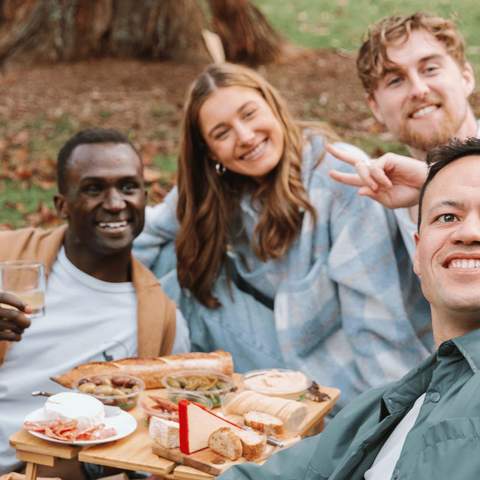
[0,0,210,65]
[208,0,284,66]
[0,0,285,66]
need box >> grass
[254,0,480,71]
[153,154,178,174]
[0,180,55,228]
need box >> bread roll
[244,411,284,436]
[208,427,242,461]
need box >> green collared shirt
[220,329,480,480]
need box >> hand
[326,144,428,209]
[0,291,32,341]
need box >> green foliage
[0,180,55,228]
[153,153,178,174]
[254,0,480,71]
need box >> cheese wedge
[178,400,242,454]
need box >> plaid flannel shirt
[134,135,433,409]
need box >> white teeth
[412,105,437,118]
[98,221,128,229]
[449,259,480,269]
[241,140,266,160]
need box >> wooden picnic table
[10,384,340,480]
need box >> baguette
[51,351,233,389]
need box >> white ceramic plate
[23,408,137,446]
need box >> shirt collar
[451,328,480,374]
[381,354,436,416]
[380,328,480,417]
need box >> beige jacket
[0,225,176,365]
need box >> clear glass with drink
[0,261,46,318]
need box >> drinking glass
[0,261,46,318]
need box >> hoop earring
[215,162,226,176]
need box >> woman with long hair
[134,63,431,409]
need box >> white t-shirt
[364,393,426,480]
[0,248,166,473]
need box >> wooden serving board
[153,439,295,477]
[79,404,176,477]
[150,384,340,477]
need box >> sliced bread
[244,411,284,436]
[208,427,243,461]
[236,429,266,461]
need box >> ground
[1,50,479,227]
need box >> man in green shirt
[219,137,480,479]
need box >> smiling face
[415,155,480,338]
[55,143,146,259]
[199,86,285,178]
[369,29,476,158]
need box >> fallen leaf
[14,166,33,180]
[10,130,29,146]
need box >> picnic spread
[10,351,340,479]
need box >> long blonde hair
[176,63,322,308]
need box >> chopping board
[153,438,300,477]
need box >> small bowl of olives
[74,374,145,411]
[161,369,236,408]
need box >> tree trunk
[0,0,210,65]
[208,0,284,66]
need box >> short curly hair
[357,12,466,94]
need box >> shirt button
[429,391,441,403]
[439,342,454,355]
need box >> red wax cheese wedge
[178,400,242,454]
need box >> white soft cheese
[43,392,105,429]
[149,417,179,449]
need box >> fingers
[327,143,381,190]
[0,318,28,334]
[325,143,358,166]
[369,165,393,189]
[329,170,365,187]
[355,161,379,190]
[0,291,27,311]
[0,297,31,341]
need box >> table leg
[24,462,38,480]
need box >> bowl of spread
[242,369,311,399]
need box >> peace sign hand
[327,144,427,209]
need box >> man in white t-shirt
[0,128,189,478]
[218,137,480,480]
